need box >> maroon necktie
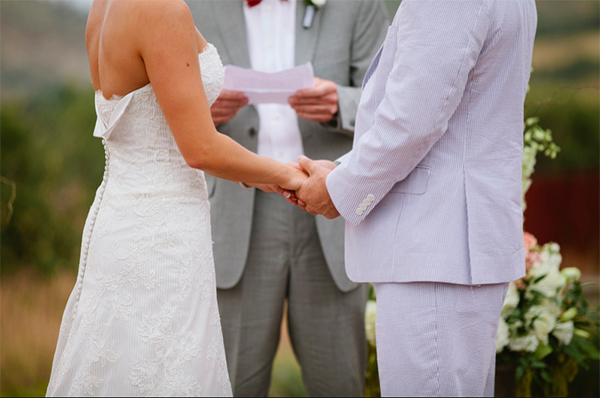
[247,0,288,8]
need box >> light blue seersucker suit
[326,0,537,396]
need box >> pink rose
[523,232,537,252]
[523,232,540,271]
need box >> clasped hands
[253,156,340,220]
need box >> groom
[295,0,537,396]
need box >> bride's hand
[276,163,307,205]
[240,163,307,204]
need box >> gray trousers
[217,190,368,397]
[373,282,509,397]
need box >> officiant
[187,0,388,395]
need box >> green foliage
[522,116,561,210]
[525,82,599,173]
[535,2,599,38]
[524,117,560,160]
[365,343,380,397]
[1,85,104,276]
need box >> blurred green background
[1,1,598,396]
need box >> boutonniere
[303,0,326,29]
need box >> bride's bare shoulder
[128,0,194,25]
[125,0,198,46]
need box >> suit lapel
[210,0,251,68]
[295,1,324,65]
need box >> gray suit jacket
[187,0,388,292]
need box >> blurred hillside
[1,1,89,100]
[2,1,599,99]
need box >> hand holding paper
[222,62,315,105]
[288,77,339,123]
[210,90,249,126]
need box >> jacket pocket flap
[389,166,430,195]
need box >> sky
[51,0,93,14]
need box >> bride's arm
[133,0,306,190]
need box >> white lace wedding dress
[47,44,232,397]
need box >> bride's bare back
[85,0,306,193]
[86,0,207,100]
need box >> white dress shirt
[243,0,304,163]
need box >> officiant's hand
[295,156,340,219]
[288,78,338,123]
[210,90,249,126]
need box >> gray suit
[187,0,388,396]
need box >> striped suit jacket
[326,0,537,285]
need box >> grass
[1,270,75,397]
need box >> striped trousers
[373,282,509,397]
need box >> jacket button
[249,127,256,137]
[367,194,375,201]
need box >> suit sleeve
[322,0,389,137]
[326,0,490,227]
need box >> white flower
[548,243,560,253]
[496,318,510,353]
[553,321,574,345]
[532,312,556,345]
[310,0,326,7]
[509,333,539,352]
[501,282,520,318]
[365,300,377,346]
[527,269,565,298]
[538,247,562,273]
[560,267,581,282]
[525,305,557,345]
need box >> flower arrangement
[496,233,599,396]
[494,111,599,397]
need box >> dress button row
[72,143,110,320]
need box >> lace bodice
[93,43,224,202]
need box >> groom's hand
[296,156,340,219]
[210,90,249,126]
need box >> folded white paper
[222,62,315,105]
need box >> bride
[46,0,305,396]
